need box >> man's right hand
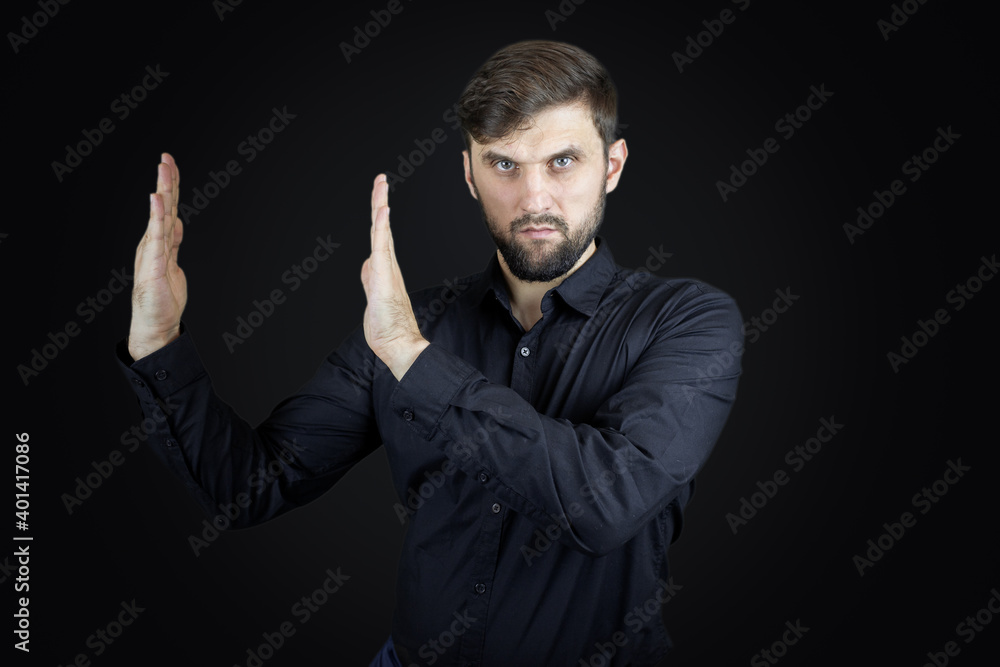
[127,153,187,362]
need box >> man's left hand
[361,173,430,381]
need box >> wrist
[127,326,180,361]
[386,337,430,381]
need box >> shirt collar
[467,235,618,317]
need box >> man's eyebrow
[479,144,589,164]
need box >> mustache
[509,213,568,233]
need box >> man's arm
[116,320,382,528]
[117,154,381,527]
[389,284,743,557]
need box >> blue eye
[553,157,573,168]
[496,160,515,171]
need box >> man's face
[463,102,623,283]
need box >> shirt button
[474,583,486,594]
[403,409,413,421]
[132,378,145,387]
[164,438,176,448]
[519,346,530,357]
[478,471,489,484]
[491,503,501,514]
[155,369,168,380]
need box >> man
[117,40,743,665]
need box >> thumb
[361,257,371,290]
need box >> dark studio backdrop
[4,0,997,665]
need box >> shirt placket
[457,310,544,665]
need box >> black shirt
[114,235,743,666]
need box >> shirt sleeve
[114,320,382,528]
[390,284,743,557]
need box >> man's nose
[519,168,555,215]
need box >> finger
[171,156,184,261]
[384,204,396,258]
[371,173,387,227]
[371,173,385,209]
[380,211,401,286]
[163,152,179,206]
[157,161,174,255]
[360,257,370,293]
[370,204,393,282]
[169,215,184,268]
[164,152,181,227]
[370,179,384,250]
[371,198,386,263]
[137,193,166,282]
[375,180,393,255]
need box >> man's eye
[496,160,515,171]
[553,157,573,168]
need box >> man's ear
[463,150,478,200]
[605,138,628,194]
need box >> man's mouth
[519,226,558,238]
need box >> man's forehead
[472,102,601,162]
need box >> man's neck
[498,239,597,331]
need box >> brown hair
[458,40,618,158]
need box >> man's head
[458,41,627,283]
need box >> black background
[4,0,998,665]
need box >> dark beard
[472,179,607,283]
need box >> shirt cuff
[114,321,208,402]
[390,342,479,440]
